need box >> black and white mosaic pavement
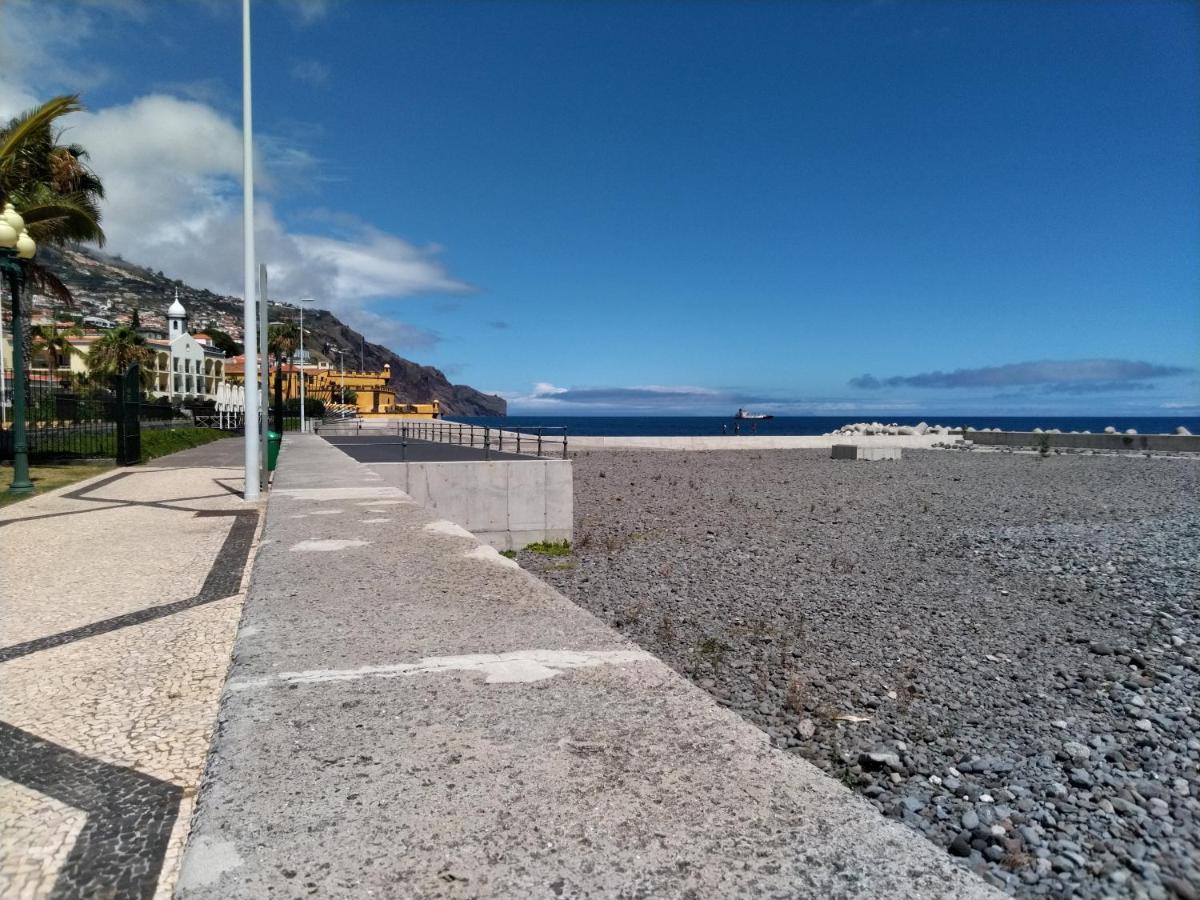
[1,453,258,898]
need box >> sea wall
[377,458,573,550]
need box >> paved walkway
[0,439,259,900]
[177,434,1002,899]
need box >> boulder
[1175,426,1191,436]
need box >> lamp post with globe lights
[0,201,37,494]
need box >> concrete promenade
[178,433,1001,899]
[0,439,259,900]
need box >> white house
[157,292,227,401]
[53,294,227,401]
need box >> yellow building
[224,359,440,419]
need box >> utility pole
[298,302,305,433]
[240,0,260,501]
[258,263,269,487]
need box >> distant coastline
[451,414,1198,438]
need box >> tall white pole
[298,303,306,433]
[258,263,269,487]
[241,0,260,500]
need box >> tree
[0,95,105,395]
[130,305,141,329]
[30,322,83,385]
[87,326,152,382]
[268,322,300,399]
[202,324,242,358]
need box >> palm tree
[0,95,106,397]
[87,326,152,383]
[30,322,83,385]
[0,95,105,247]
[268,322,301,399]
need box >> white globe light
[1,202,24,233]
[16,230,36,259]
[0,219,16,249]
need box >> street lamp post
[240,0,261,501]
[0,202,38,495]
[331,347,346,406]
[296,298,314,432]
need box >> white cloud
[499,382,915,415]
[290,59,331,85]
[277,0,335,24]
[0,4,468,351]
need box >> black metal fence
[0,369,190,463]
[313,418,568,459]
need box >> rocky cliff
[32,245,506,416]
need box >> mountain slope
[34,245,506,416]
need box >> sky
[0,0,1196,416]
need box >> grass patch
[524,539,572,556]
[0,461,115,508]
[498,549,517,559]
[140,427,227,463]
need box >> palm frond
[28,263,77,307]
[18,188,105,247]
[0,96,83,189]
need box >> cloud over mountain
[0,0,467,351]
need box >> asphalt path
[321,434,534,463]
[176,434,1003,900]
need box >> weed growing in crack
[697,636,729,674]
[524,540,572,556]
[785,675,807,714]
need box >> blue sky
[1,0,1196,415]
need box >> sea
[448,415,1199,437]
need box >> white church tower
[167,289,188,338]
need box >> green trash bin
[267,430,283,471]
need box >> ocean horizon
[449,414,1199,438]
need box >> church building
[155,293,227,401]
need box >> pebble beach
[517,448,1200,898]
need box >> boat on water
[734,408,774,421]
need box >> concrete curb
[178,434,1003,899]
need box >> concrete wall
[832,444,902,460]
[968,431,1200,453]
[382,459,573,550]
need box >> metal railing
[0,370,191,462]
[314,418,568,459]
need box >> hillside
[32,245,506,416]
